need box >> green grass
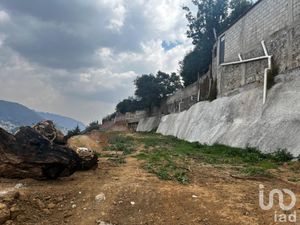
[104,134,135,155]
[134,133,294,183]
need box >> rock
[96,220,114,225]
[10,206,21,219]
[33,120,66,145]
[47,203,56,209]
[95,193,106,203]
[18,191,29,201]
[71,204,76,209]
[0,127,81,179]
[0,203,10,225]
[73,147,98,170]
[4,220,13,225]
[43,208,50,215]
[0,190,19,202]
[130,201,135,205]
[63,212,72,218]
[36,199,45,209]
[14,184,23,189]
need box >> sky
[0,0,193,124]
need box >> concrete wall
[215,0,300,96]
[136,116,161,132]
[165,70,213,113]
[157,73,300,156]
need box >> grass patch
[105,133,135,155]
[240,167,272,178]
[134,133,294,183]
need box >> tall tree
[134,72,182,110]
[116,97,144,114]
[181,0,253,86]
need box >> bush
[65,125,81,140]
[270,149,294,163]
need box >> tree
[65,125,81,140]
[134,71,182,110]
[116,97,144,114]
[84,121,100,133]
[135,74,162,109]
[225,0,253,28]
[156,71,183,97]
[181,0,253,86]
[180,46,211,86]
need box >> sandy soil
[0,131,299,225]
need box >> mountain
[37,112,85,134]
[0,100,85,134]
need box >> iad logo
[259,184,297,223]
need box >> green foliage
[134,71,182,110]
[181,0,253,86]
[102,112,117,123]
[180,47,211,86]
[106,134,135,155]
[241,167,272,177]
[225,0,253,29]
[65,125,81,139]
[116,97,144,114]
[84,121,100,133]
[269,149,294,163]
[134,133,294,183]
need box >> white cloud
[0,0,193,123]
[0,10,9,23]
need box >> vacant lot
[0,131,300,225]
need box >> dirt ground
[0,131,300,225]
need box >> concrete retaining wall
[157,74,300,156]
[137,116,161,132]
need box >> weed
[241,167,272,177]
[269,149,294,162]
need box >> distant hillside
[37,112,86,134]
[0,100,85,134]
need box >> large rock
[33,120,98,170]
[33,120,65,144]
[157,74,300,156]
[73,147,98,170]
[0,127,81,179]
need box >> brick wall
[215,0,300,96]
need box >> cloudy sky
[0,0,193,124]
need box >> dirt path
[0,131,299,225]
